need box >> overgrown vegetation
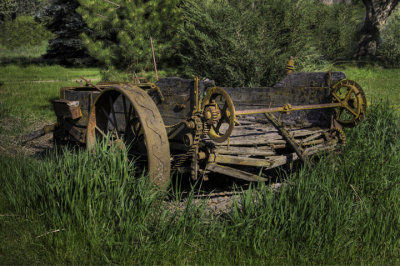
[379,6,400,67]
[0,16,52,49]
[0,64,400,263]
[178,0,363,86]
[1,0,400,263]
[77,0,181,72]
[1,101,399,264]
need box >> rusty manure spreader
[23,64,367,189]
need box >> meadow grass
[1,64,400,264]
[0,65,100,124]
[334,65,400,108]
[0,41,48,63]
[0,102,399,264]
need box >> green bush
[313,2,363,61]
[177,0,363,87]
[0,16,52,49]
[379,8,400,68]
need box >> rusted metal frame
[80,76,102,91]
[263,112,310,165]
[150,37,159,81]
[235,102,341,116]
[193,77,200,114]
[95,125,108,138]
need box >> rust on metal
[286,56,295,75]
[23,62,367,188]
[235,102,342,116]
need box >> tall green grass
[0,65,100,123]
[334,66,400,109]
[1,102,399,264]
[0,41,49,62]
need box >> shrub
[313,2,363,61]
[176,0,362,87]
[0,16,52,49]
[379,8,400,68]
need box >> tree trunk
[354,0,399,59]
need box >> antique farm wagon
[24,64,367,188]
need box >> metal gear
[331,79,367,127]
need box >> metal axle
[235,102,342,116]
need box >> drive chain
[171,114,209,172]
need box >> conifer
[77,0,181,72]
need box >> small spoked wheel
[86,84,170,189]
[202,87,236,143]
[331,79,367,127]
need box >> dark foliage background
[1,0,400,82]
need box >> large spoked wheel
[202,87,236,143]
[331,79,367,127]
[86,84,170,189]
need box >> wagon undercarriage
[23,67,367,189]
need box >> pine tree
[77,0,181,72]
[36,0,95,65]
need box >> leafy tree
[379,6,400,67]
[0,15,52,48]
[0,0,49,20]
[314,1,364,60]
[355,0,399,58]
[77,0,181,72]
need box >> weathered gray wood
[213,154,272,167]
[266,153,299,169]
[302,139,325,146]
[300,132,324,144]
[273,72,346,88]
[207,163,268,182]
[264,112,310,165]
[304,142,336,155]
[215,146,276,156]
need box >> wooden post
[150,37,159,81]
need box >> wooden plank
[214,154,272,167]
[215,146,276,156]
[210,128,329,146]
[213,136,285,146]
[206,163,268,182]
[300,132,324,144]
[267,153,299,169]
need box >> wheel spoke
[344,105,358,116]
[109,96,119,132]
[336,108,344,120]
[100,106,117,130]
[95,125,108,138]
[332,91,341,103]
[128,105,133,121]
[344,87,354,102]
[122,95,128,126]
